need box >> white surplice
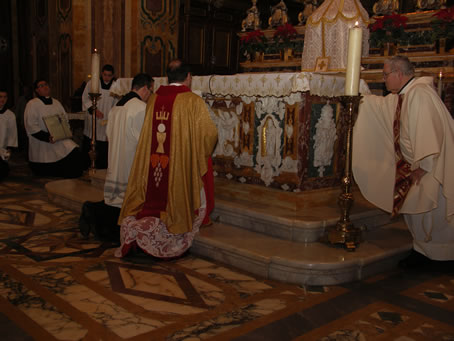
[82,79,118,141]
[353,77,454,260]
[24,98,77,163]
[104,97,146,208]
[0,109,18,149]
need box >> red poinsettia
[432,6,454,22]
[431,6,454,44]
[274,23,297,40]
[240,30,267,55]
[369,14,408,32]
[273,23,297,49]
[369,14,408,47]
[241,30,265,44]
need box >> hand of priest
[410,168,426,185]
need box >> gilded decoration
[372,0,399,15]
[242,0,261,32]
[141,0,178,26]
[139,0,179,75]
[416,0,447,10]
[57,0,72,22]
[268,0,290,28]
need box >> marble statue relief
[209,104,241,158]
[255,114,283,186]
[313,103,337,177]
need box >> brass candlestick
[327,95,362,251]
[88,92,100,174]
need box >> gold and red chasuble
[136,85,191,220]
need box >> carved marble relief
[313,103,337,177]
[207,94,301,190]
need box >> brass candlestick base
[326,95,362,251]
[88,92,101,174]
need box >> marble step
[212,178,391,243]
[191,221,412,286]
[45,179,104,213]
[45,177,391,244]
[90,169,107,190]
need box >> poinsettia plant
[369,14,409,48]
[431,6,454,49]
[273,23,298,49]
[240,29,267,56]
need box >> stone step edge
[191,222,412,286]
[213,198,392,243]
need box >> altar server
[82,64,118,169]
[0,90,17,180]
[24,80,83,178]
[79,73,154,242]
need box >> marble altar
[111,73,370,192]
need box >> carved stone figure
[298,0,318,25]
[416,0,446,11]
[372,0,399,15]
[242,0,261,32]
[268,0,289,28]
[313,103,337,177]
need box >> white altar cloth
[110,72,370,98]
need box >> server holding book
[24,79,83,178]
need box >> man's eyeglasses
[382,71,395,79]
[36,83,49,88]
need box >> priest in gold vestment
[353,56,454,267]
[116,61,218,259]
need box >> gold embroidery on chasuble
[151,106,170,188]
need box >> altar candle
[438,70,443,97]
[91,49,100,93]
[345,23,362,96]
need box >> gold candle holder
[88,92,101,174]
[327,95,362,251]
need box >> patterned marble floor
[0,156,453,341]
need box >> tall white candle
[345,23,362,96]
[438,70,443,98]
[91,49,100,93]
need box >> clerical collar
[116,91,141,106]
[38,96,53,105]
[100,78,114,90]
[169,83,184,86]
[398,77,415,95]
[0,106,6,114]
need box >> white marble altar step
[45,176,391,244]
[191,221,412,286]
[45,179,104,212]
[212,178,391,243]
[44,178,413,285]
[90,169,107,190]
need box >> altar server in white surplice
[79,73,153,242]
[352,56,454,268]
[82,64,118,169]
[0,89,18,180]
[24,80,83,178]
